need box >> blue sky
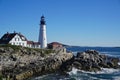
[0,0,120,47]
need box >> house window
[15,38,16,41]
[13,42,15,45]
[19,43,21,45]
[18,38,19,41]
[22,43,24,46]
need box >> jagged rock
[73,50,120,72]
[107,57,120,68]
[72,61,82,69]
[0,48,6,53]
[111,58,119,65]
[0,45,73,80]
[0,45,120,79]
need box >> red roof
[49,42,62,45]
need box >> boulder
[73,50,120,72]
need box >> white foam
[69,68,120,75]
[72,52,78,56]
[118,62,120,65]
[97,68,120,74]
[68,67,78,75]
[34,75,47,80]
[114,76,120,80]
[100,52,120,57]
[101,51,119,53]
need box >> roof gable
[0,32,27,44]
[0,33,16,44]
[49,42,62,45]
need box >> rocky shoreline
[0,45,73,80]
[0,45,120,80]
[72,50,120,72]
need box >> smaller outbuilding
[48,42,63,49]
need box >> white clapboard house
[0,32,40,48]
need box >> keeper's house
[0,32,40,48]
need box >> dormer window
[22,37,25,40]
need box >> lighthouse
[39,15,47,48]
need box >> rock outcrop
[0,45,73,80]
[0,45,120,79]
[72,50,120,72]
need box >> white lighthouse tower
[39,15,47,48]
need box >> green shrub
[0,44,55,55]
[0,44,21,51]
[0,74,2,80]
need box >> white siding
[9,34,27,47]
[8,34,40,48]
[26,44,40,48]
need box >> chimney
[14,31,16,33]
[7,32,9,34]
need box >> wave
[68,67,78,75]
[72,51,120,58]
[97,68,120,74]
[101,51,120,53]
[114,76,120,80]
[68,67,120,74]
[31,67,120,80]
[118,62,120,65]
[68,67,120,80]
[101,53,120,58]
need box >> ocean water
[31,47,120,80]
